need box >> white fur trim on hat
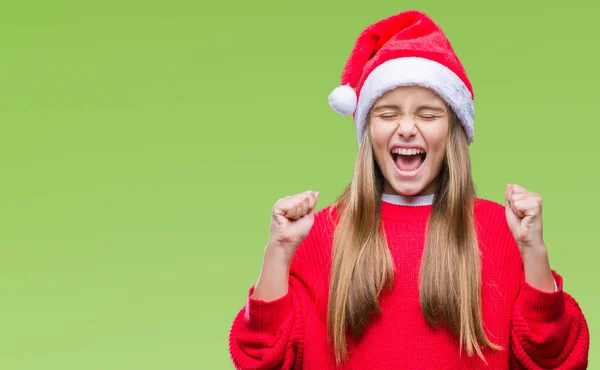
[354,57,474,144]
[328,84,357,116]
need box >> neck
[381,193,434,206]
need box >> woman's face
[369,86,450,196]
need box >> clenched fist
[504,184,556,293]
[268,190,320,264]
[505,183,544,251]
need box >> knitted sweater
[228,197,589,369]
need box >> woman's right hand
[252,190,320,301]
[267,190,320,265]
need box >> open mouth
[391,147,426,176]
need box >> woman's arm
[503,184,589,368]
[228,192,322,370]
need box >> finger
[276,190,318,219]
[274,197,295,216]
[523,199,542,217]
[287,195,306,219]
[277,192,303,213]
[284,203,302,220]
[300,191,314,213]
[512,199,540,218]
[510,203,526,218]
[286,192,312,219]
[300,193,310,216]
[510,193,530,203]
[511,184,532,195]
[507,187,526,218]
[297,191,320,217]
[505,184,513,209]
[307,191,319,213]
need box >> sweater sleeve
[228,208,331,370]
[510,269,590,369]
[227,272,310,370]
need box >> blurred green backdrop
[1,1,597,369]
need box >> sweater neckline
[380,193,433,221]
[381,193,434,206]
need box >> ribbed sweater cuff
[245,286,293,335]
[518,271,565,324]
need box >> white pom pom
[328,84,357,116]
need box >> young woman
[228,10,589,370]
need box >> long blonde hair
[327,110,501,364]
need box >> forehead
[374,85,445,106]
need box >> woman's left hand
[505,183,545,252]
[505,183,556,292]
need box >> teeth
[399,167,421,175]
[391,148,425,155]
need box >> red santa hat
[328,10,475,144]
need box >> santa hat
[328,10,475,144]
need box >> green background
[1,1,597,369]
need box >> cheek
[370,123,393,151]
[369,124,394,168]
[431,135,447,154]
[370,121,397,144]
[422,125,448,154]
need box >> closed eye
[374,113,442,121]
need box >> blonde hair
[327,110,501,364]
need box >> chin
[383,164,438,196]
[388,182,428,196]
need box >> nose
[396,118,417,138]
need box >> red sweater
[228,198,589,369]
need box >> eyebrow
[371,104,446,113]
